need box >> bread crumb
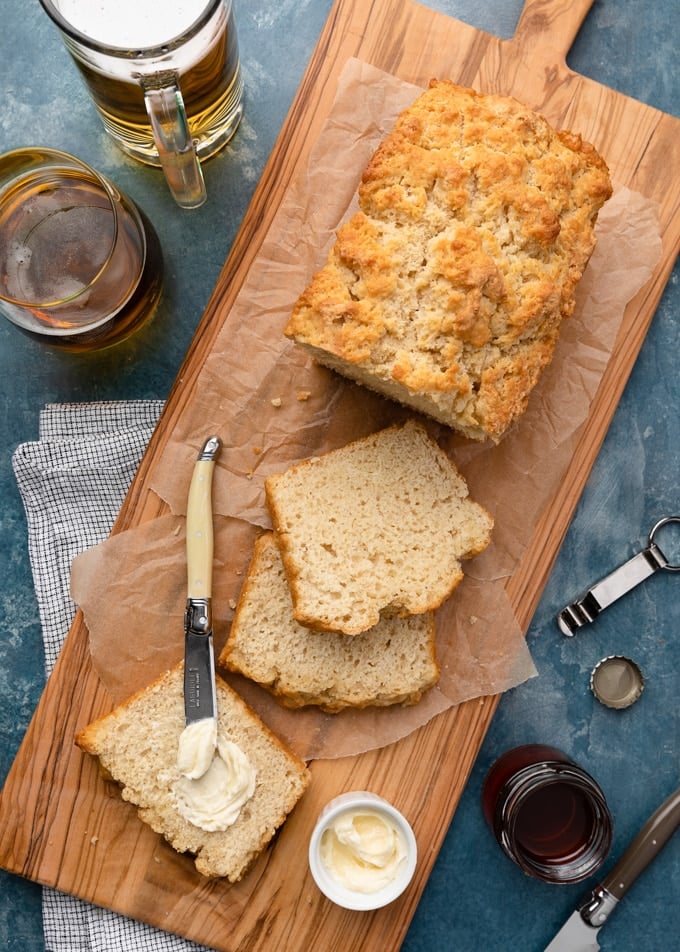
[253,446,262,455]
[90,836,99,846]
[229,598,237,610]
[271,397,282,407]
[296,390,311,401]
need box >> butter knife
[182,436,221,774]
[544,786,680,951]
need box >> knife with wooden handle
[544,787,680,951]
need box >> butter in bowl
[308,791,417,910]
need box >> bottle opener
[557,516,680,636]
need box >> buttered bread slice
[221,532,440,712]
[76,664,310,880]
[265,420,493,635]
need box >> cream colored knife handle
[186,436,221,600]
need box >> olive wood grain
[1,0,678,949]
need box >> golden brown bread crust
[285,80,613,442]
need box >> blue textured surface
[0,2,677,951]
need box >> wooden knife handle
[186,436,221,599]
[602,787,680,901]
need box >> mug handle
[141,72,207,209]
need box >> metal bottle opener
[557,516,680,636]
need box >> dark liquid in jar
[513,782,595,863]
[482,744,612,882]
[481,744,566,826]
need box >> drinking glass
[0,147,163,351]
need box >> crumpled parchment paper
[70,59,662,761]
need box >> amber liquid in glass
[69,17,241,165]
[0,163,163,350]
[44,204,164,352]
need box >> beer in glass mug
[39,0,244,208]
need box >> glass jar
[482,744,613,883]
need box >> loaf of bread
[265,419,493,635]
[221,532,440,711]
[76,664,310,880]
[285,80,612,442]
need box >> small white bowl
[308,791,417,911]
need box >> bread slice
[265,419,493,635]
[221,532,440,712]
[76,664,310,880]
[285,79,612,442]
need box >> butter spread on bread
[76,664,310,880]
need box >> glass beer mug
[39,0,244,209]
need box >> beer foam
[55,0,210,48]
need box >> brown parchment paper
[70,59,661,762]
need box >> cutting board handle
[512,0,596,63]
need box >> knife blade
[181,435,221,776]
[544,786,680,951]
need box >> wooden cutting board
[1,1,678,948]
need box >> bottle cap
[590,655,644,709]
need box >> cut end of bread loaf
[221,532,440,712]
[285,79,612,442]
[264,419,493,635]
[75,664,310,880]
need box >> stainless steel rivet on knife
[557,516,680,636]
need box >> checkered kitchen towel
[12,402,211,952]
